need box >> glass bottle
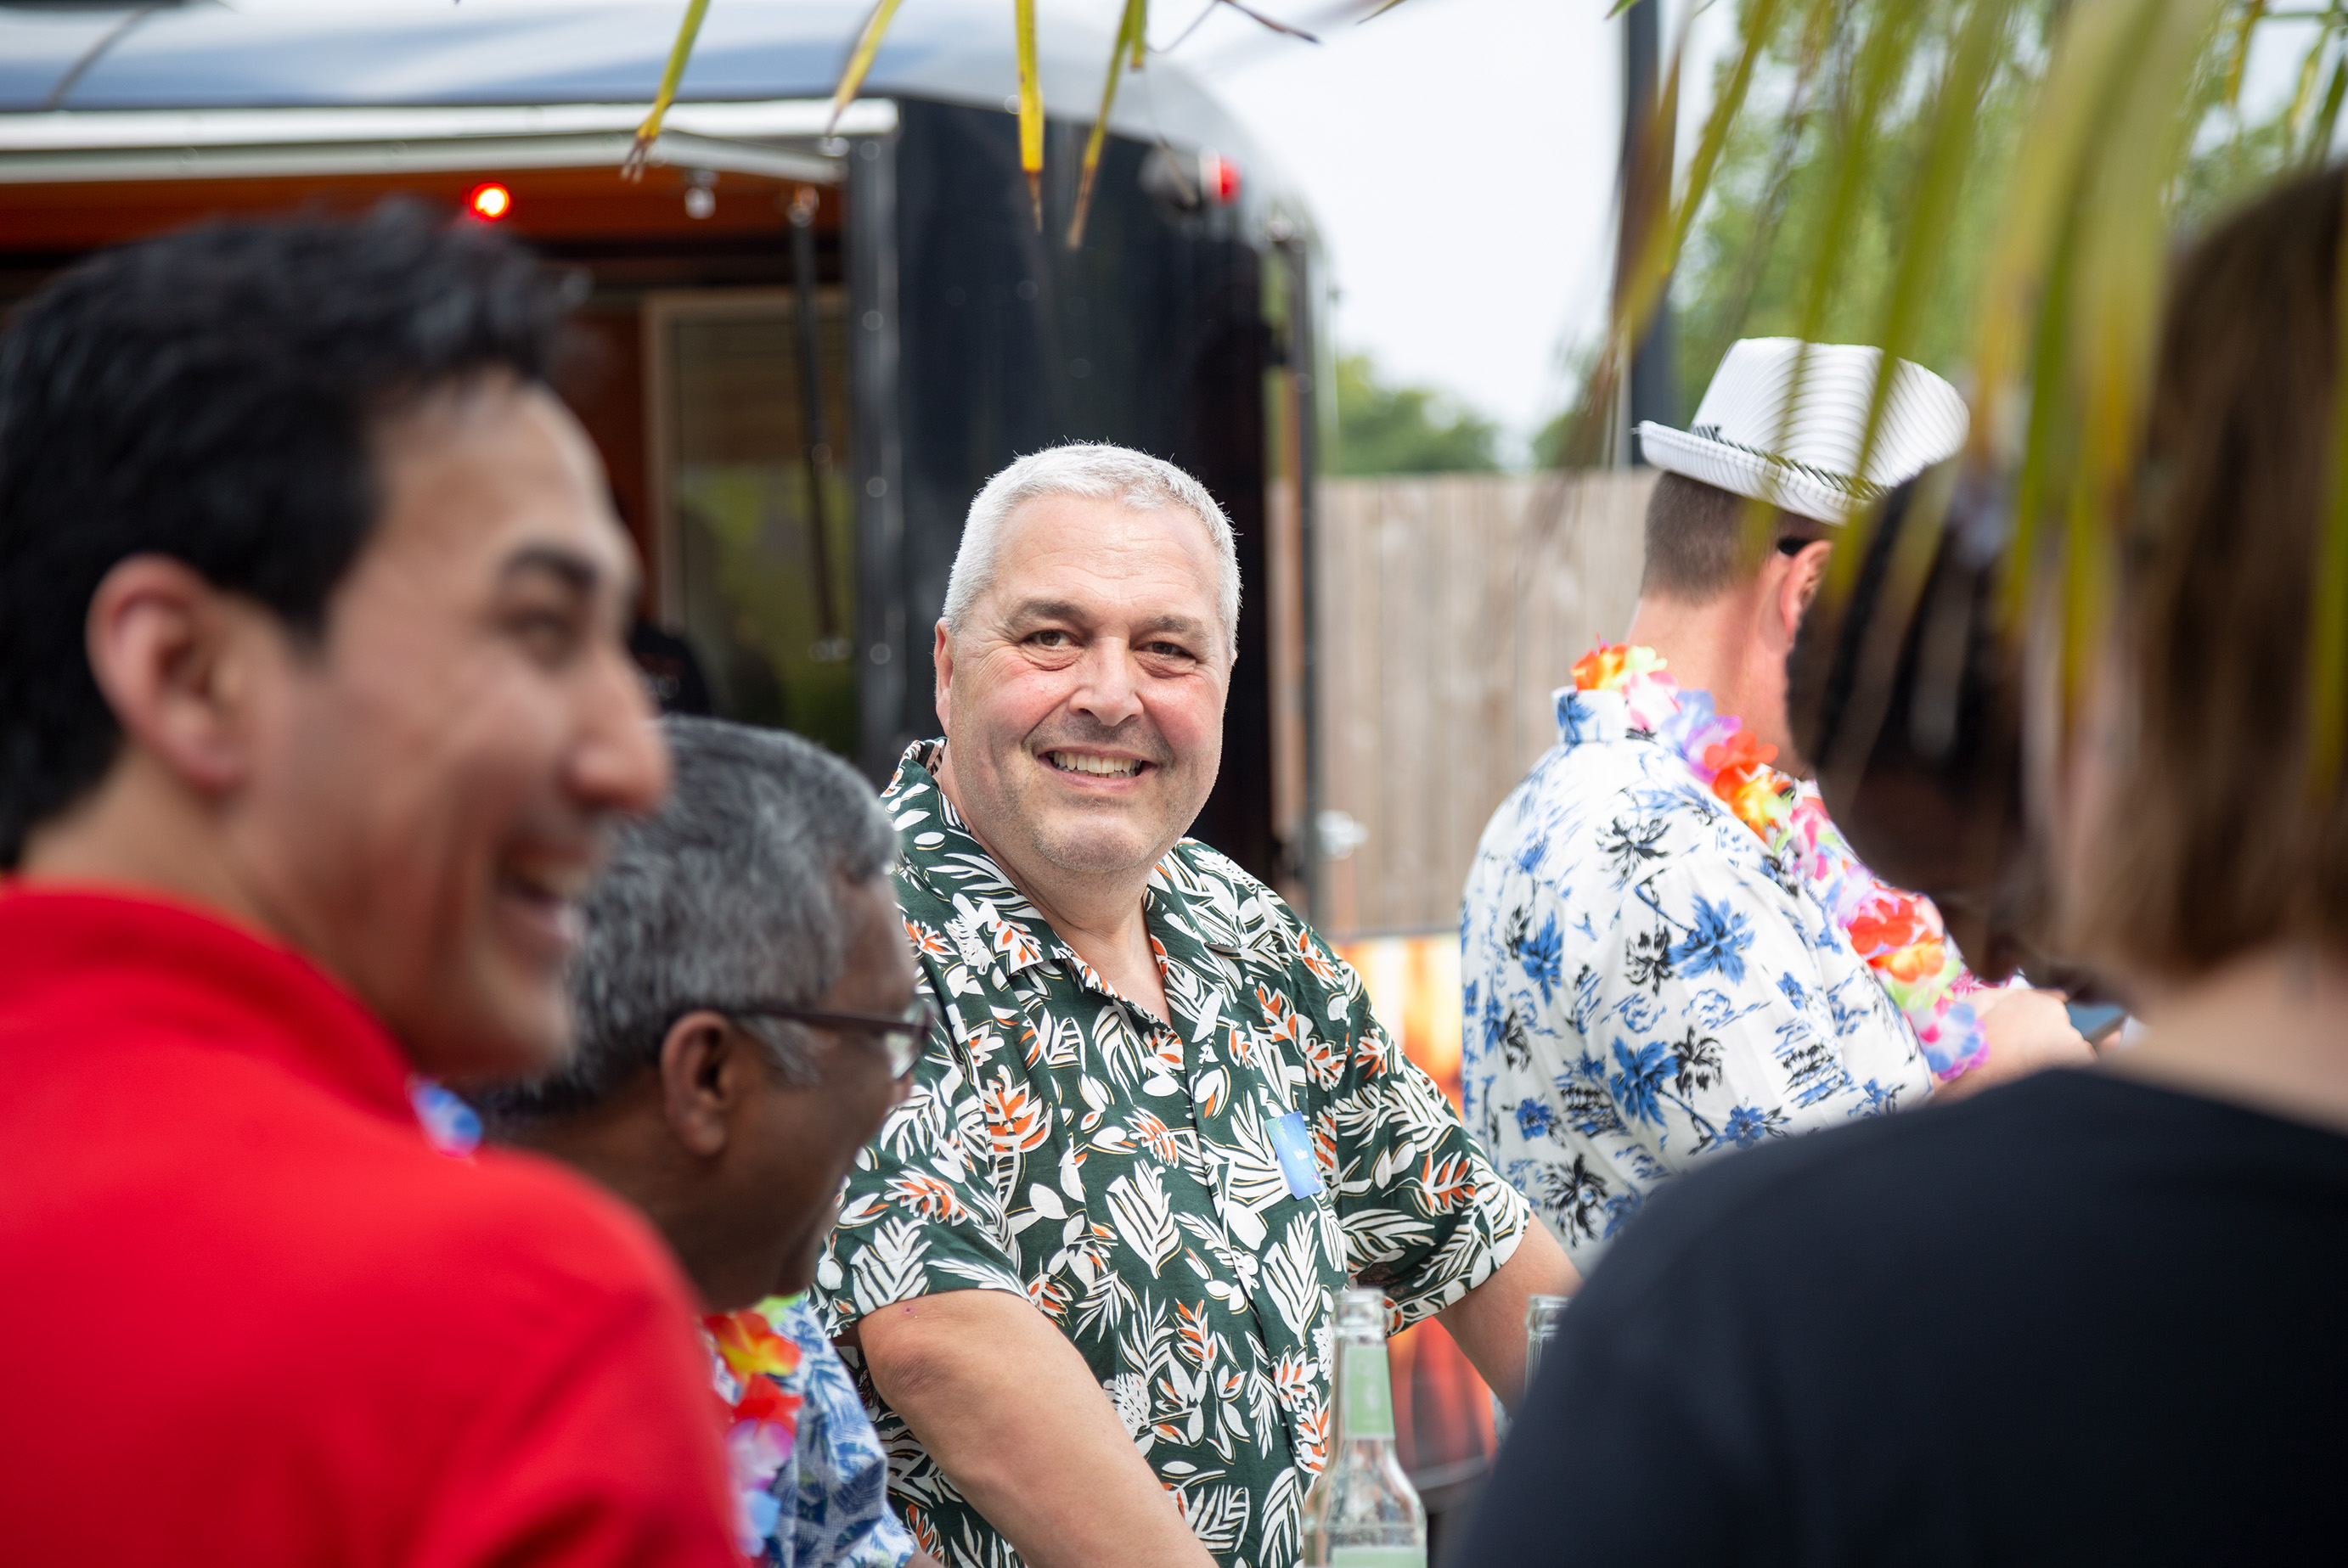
[1522,1293,1569,1397]
[1301,1287,1427,1568]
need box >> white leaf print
[1027,1182,1067,1220]
[1341,1207,1435,1269]
[1103,1165,1181,1276]
[1181,1483,1252,1554]
[848,1214,931,1317]
[1060,1143,1089,1199]
[1259,1468,1301,1566]
[1262,1211,1324,1337]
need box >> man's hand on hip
[853,1290,1218,1568]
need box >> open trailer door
[0,97,908,774]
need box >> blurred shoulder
[378,1142,702,1341]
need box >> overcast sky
[1163,0,1678,462]
[1160,0,1736,462]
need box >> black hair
[0,200,572,866]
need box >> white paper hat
[1636,337,1969,524]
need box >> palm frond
[624,0,712,181]
[1068,0,1150,249]
[1018,0,1044,229]
[830,0,911,133]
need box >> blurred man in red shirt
[0,206,738,1565]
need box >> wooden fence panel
[1307,471,1653,937]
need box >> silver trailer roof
[0,0,1294,201]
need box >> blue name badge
[1269,1110,1324,1200]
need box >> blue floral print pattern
[1460,687,1934,1268]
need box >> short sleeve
[1317,952,1533,1329]
[813,949,1030,1339]
[1590,844,1934,1177]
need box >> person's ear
[932,620,955,733]
[656,1009,749,1159]
[85,554,280,796]
[1775,539,1834,644]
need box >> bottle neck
[1332,1333,1397,1446]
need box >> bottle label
[1331,1549,1424,1566]
[1339,1341,1395,1440]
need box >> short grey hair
[475,717,898,1123]
[940,443,1242,657]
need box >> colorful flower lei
[1572,643,1990,1081]
[705,1307,806,1557]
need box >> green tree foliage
[1666,0,2324,425]
[1667,0,2050,423]
[1332,352,1502,475]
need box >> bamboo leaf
[1829,0,2024,610]
[624,0,712,182]
[2224,0,2268,113]
[1817,0,2028,795]
[829,0,909,134]
[1018,0,1044,229]
[1067,0,1148,249]
[2287,13,2329,155]
[2312,37,2348,164]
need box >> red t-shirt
[0,887,740,1566]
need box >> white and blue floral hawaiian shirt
[1459,684,1934,1270]
[724,1296,919,1568]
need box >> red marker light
[1205,154,1241,205]
[468,182,512,222]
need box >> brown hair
[1641,470,1827,601]
[2078,166,2348,977]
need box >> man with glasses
[477,717,939,1568]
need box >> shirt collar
[883,741,1072,982]
[0,884,416,1126]
[882,740,1228,1001]
[1551,684,1646,748]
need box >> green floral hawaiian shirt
[814,743,1530,1568]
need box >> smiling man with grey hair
[814,442,1578,1568]
[477,717,936,1568]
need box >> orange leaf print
[885,1171,968,1222]
[1129,1110,1180,1164]
[1028,1273,1073,1322]
[982,1069,1051,1155]
[1416,1150,1478,1216]
[1176,1300,1222,1369]
[1257,986,1304,1045]
[1293,927,1338,983]
[904,918,955,962]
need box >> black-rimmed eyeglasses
[703,994,941,1080]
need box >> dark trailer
[0,0,1323,889]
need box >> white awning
[0,98,898,185]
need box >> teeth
[1048,751,1142,778]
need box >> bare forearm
[1433,1217,1579,1410]
[856,1290,1214,1568]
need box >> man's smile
[1041,750,1148,779]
